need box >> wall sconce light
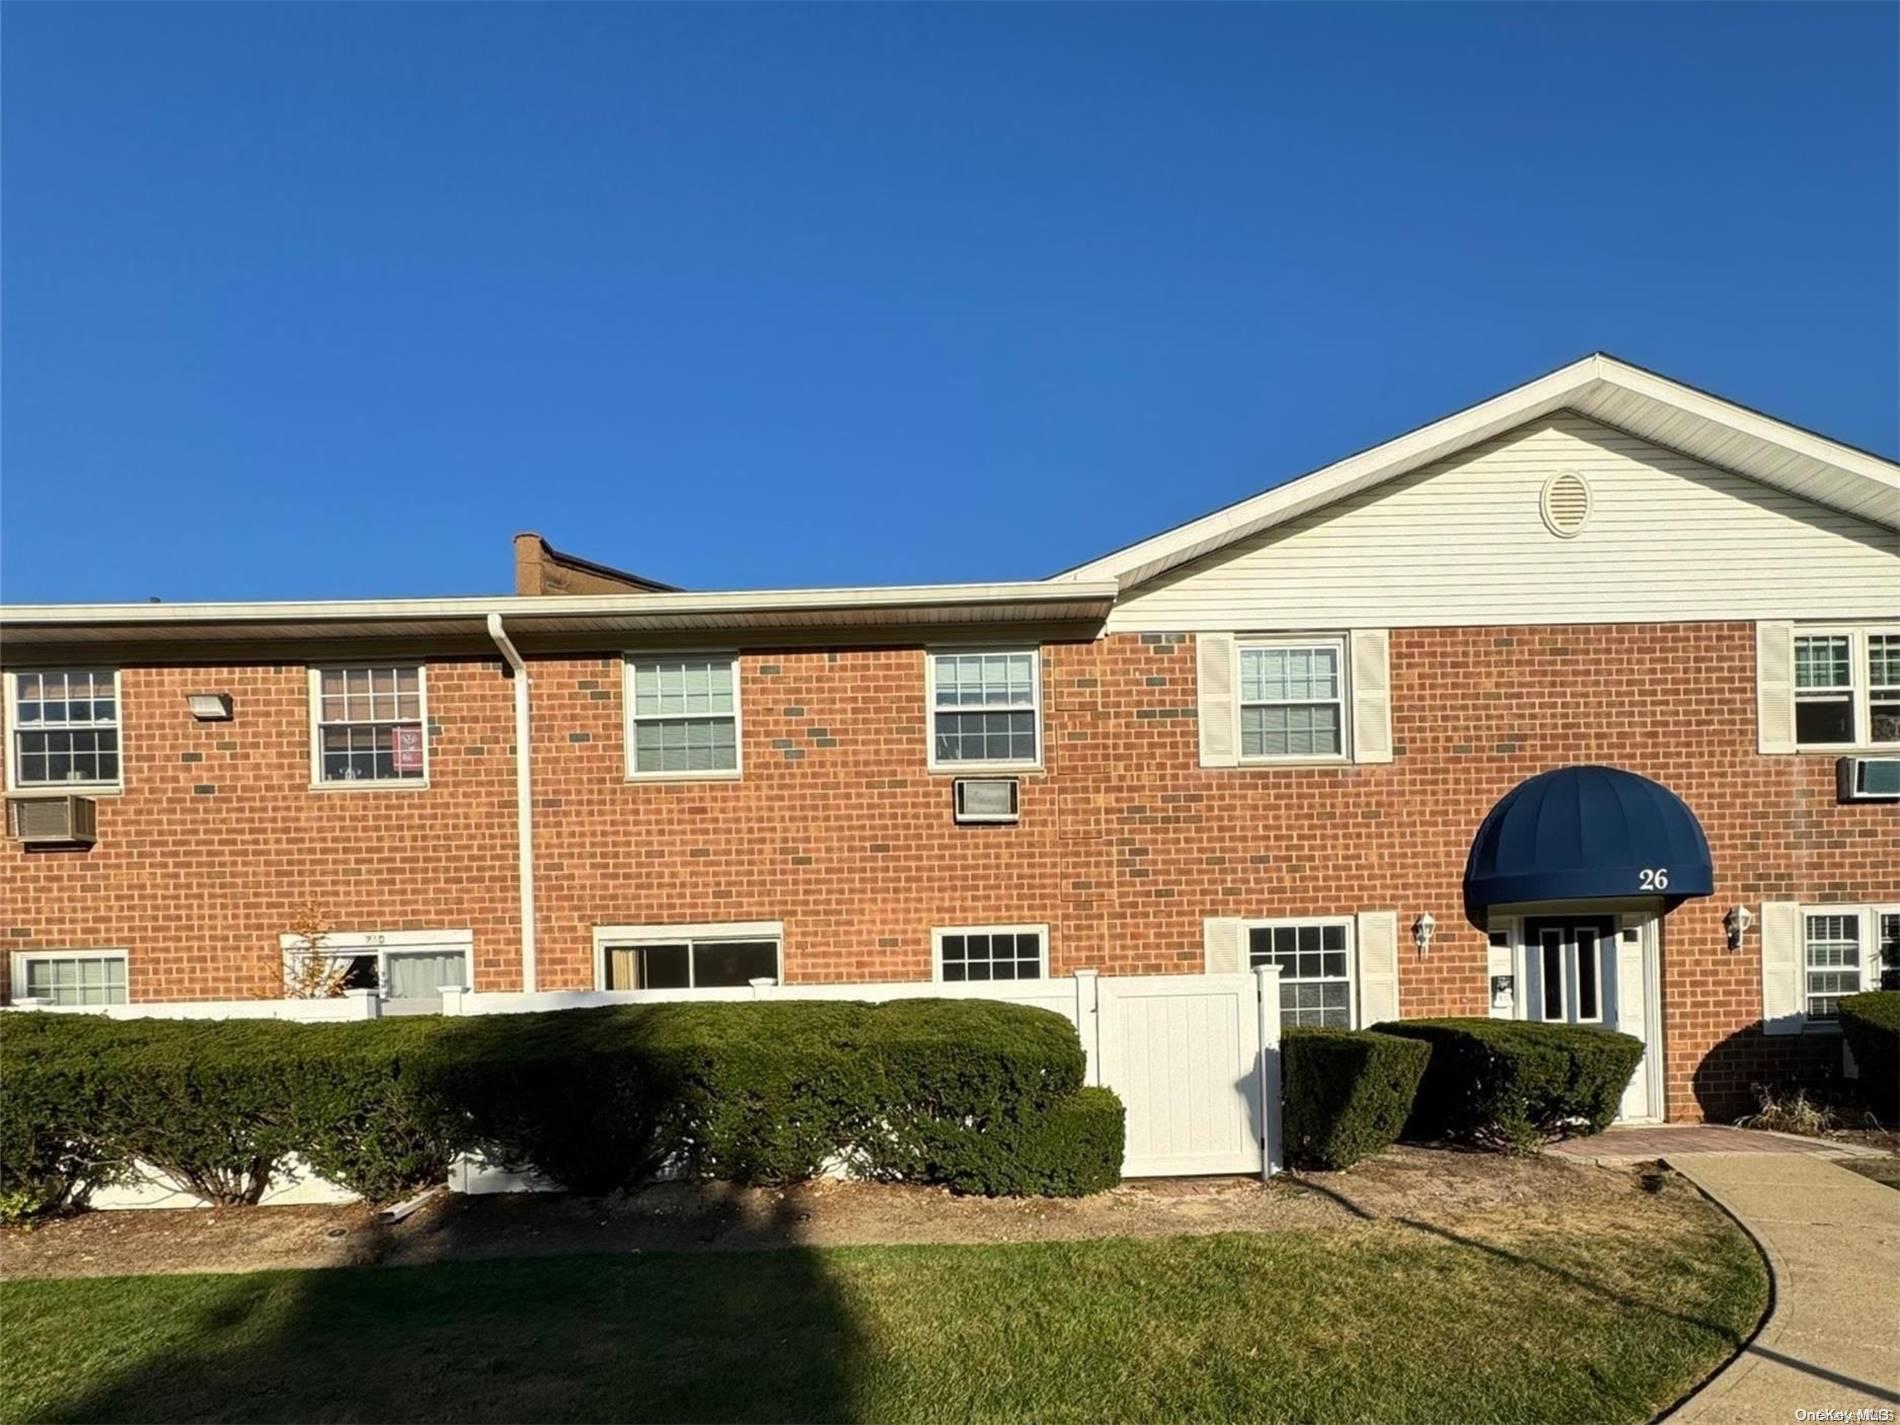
[186,692,233,722]
[1724,904,1754,952]
[1412,912,1436,957]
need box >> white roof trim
[1052,353,1900,590]
[2,581,1115,627]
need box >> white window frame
[1791,625,1900,751]
[593,920,784,991]
[1235,636,1351,765]
[10,948,130,1007]
[931,923,1051,984]
[5,668,125,795]
[621,651,744,782]
[1796,903,1895,1028]
[1241,916,1358,1028]
[925,646,1043,774]
[276,928,473,1006]
[307,665,431,790]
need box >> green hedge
[1281,1028,1431,1170]
[1839,992,1900,1122]
[0,1000,1124,1214]
[1373,1018,1644,1151]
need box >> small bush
[1838,992,1900,1122]
[1374,1018,1645,1151]
[0,1014,129,1219]
[1282,1028,1431,1170]
[1735,1084,1836,1137]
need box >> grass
[0,1218,1765,1425]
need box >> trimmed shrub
[1374,1018,1644,1150]
[0,999,1122,1209]
[0,1014,129,1220]
[1282,1028,1431,1170]
[1839,992,1900,1122]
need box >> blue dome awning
[1463,765,1713,926]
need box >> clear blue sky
[3,3,1895,603]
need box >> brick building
[4,354,1895,1122]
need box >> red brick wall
[4,622,1891,1121]
[1,661,523,999]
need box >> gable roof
[1050,353,1900,591]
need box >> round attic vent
[1540,470,1592,538]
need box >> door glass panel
[1540,930,1565,1019]
[1576,930,1599,1020]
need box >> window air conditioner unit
[1837,756,1900,803]
[953,777,1019,825]
[6,795,98,847]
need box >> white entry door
[1524,915,1656,1122]
[1096,973,1265,1177]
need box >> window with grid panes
[936,928,1044,982]
[1870,635,1900,745]
[1803,912,1863,1020]
[1793,635,1855,746]
[314,667,425,783]
[10,670,120,787]
[17,953,127,1006]
[930,650,1039,766]
[626,656,739,775]
[1239,642,1345,760]
[1248,921,1354,1027]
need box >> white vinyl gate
[444,965,1285,1180]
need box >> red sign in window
[392,725,425,772]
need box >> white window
[1793,627,1900,749]
[928,649,1041,770]
[1800,906,1896,1021]
[1246,918,1356,1027]
[1238,639,1347,761]
[278,929,471,1014]
[310,666,427,785]
[7,670,122,791]
[624,654,741,778]
[11,950,128,1007]
[596,921,781,990]
[933,925,1048,983]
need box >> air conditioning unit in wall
[1837,757,1900,803]
[953,777,1020,825]
[6,795,98,847]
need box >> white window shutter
[1197,633,1238,768]
[1356,910,1400,1027]
[1350,630,1393,764]
[1760,900,1804,1035]
[1756,622,1796,755]
[1203,917,1244,974]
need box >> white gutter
[485,614,537,994]
[0,580,1120,626]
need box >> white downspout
[486,614,537,993]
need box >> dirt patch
[0,1146,1721,1280]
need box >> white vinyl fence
[6,968,1283,1204]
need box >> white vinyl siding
[624,654,741,778]
[1107,415,1900,631]
[927,649,1041,771]
[12,950,128,1006]
[7,670,122,791]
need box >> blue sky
[3,3,1895,603]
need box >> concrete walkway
[1661,1149,1900,1423]
[1548,1122,1883,1164]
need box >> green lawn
[0,1220,1764,1425]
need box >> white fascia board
[0,580,1121,629]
